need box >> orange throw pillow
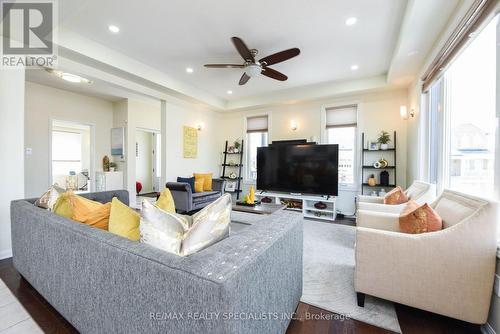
[71,195,110,230]
[79,203,111,230]
[384,186,409,205]
[399,200,442,234]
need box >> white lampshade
[400,105,408,120]
[245,64,261,77]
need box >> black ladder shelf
[221,140,244,200]
[361,131,397,195]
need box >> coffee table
[232,202,287,215]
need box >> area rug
[231,211,402,333]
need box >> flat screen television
[257,144,339,196]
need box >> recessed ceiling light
[345,17,357,26]
[46,69,92,84]
[108,25,120,33]
[186,67,194,73]
[61,73,92,84]
[407,50,419,56]
[350,64,359,71]
[227,90,233,95]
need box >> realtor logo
[1,0,57,67]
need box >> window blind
[421,0,498,92]
[325,105,357,128]
[246,115,268,133]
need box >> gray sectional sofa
[11,190,303,334]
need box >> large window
[428,16,498,198]
[52,130,82,178]
[246,115,268,181]
[325,105,357,187]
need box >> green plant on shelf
[377,131,391,144]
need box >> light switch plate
[25,147,32,155]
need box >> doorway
[135,129,161,195]
[50,120,94,192]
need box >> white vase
[380,143,388,150]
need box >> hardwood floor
[0,258,481,334]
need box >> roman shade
[246,115,268,133]
[421,0,498,92]
[325,105,357,128]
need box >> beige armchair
[357,180,436,214]
[355,189,499,324]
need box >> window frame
[427,15,499,199]
[320,103,359,192]
[243,113,271,184]
[48,118,96,192]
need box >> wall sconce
[197,122,205,131]
[400,106,415,120]
[290,119,298,131]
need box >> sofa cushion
[156,189,175,213]
[140,194,231,256]
[177,177,195,193]
[384,186,408,205]
[192,191,221,204]
[432,193,479,228]
[194,179,205,193]
[399,200,442,234]
[182,193,231,256]
[76,202,111,230]
[140,200,189,255]
[194,173,213,191]
[109,197,140,241]
[35,184,65,210]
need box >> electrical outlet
[494,274,500,298]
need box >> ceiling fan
[204,37,300,85]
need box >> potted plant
[109,162,117,172]
[233,140,241,153]
[377,131,391,150]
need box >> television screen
[257,144,339,196]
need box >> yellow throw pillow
[109,197,140,241]
[156,189,176,213]
[53,192,75,219]
[78,202,111,230]
[194,179,205,193]
[193,173,213,192]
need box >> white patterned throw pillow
[139,193,232,256]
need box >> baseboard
[481,322,497,334]
[0,248,12,260]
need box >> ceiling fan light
[245,64,261,77]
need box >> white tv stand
[255,191,336,222]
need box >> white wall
[0,68,25,259]
[219,89,408,214]
[24,82,114,197]
[164,101,221,182]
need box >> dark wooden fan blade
[239,73,251,85]
[231,37,254,62]
[261,67,288,81]
[204,64,244,68]
[259,48,300,66]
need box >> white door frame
[136,127,160,193]
[48,118,96,192]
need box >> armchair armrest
[357,195,384,204]
[358,202,405,214]
[356,210,400,232]
[212,178,225,193]
[165,182,193,213]
[166,182,192,193]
